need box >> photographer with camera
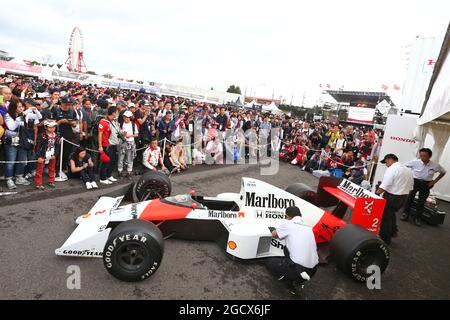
[117,111,138,179]
[22,98,43,181]
[3,99,31,189]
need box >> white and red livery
[56,173,389,283]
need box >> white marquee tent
[416,23,450,201]
[262,101,284,115]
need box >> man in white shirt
[265,206,319,295]
[375,154,413,244]
[401,148,447,226]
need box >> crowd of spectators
[0,75,383,191]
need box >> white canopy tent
[244,99,257,109]
[262,101,284,115]
[415,23,450,201]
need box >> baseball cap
[380,153,398,164]
[129,102,136,108]
[116,100,127,107]
[44,120,57,127]
[61,96,75,104]
[123,110,134,118]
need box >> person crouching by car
[34,120,59,190]
[69,147,98,190]
[265,206,319,296]
[117,111,138,179]
[143,138,167,173]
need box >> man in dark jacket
[52,96,77,180]
[158,112,175,142]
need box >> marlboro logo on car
[245,192,295,209]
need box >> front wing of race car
[55,195,137,257]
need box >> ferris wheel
[65,27,88,73]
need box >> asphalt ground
[0,162,449,300]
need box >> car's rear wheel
[285,183,317,205]
[132,171,171,202]
[103,219,164,282]
[330,224,390,282]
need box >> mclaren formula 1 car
[56,172,389,283]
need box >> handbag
[19,126,35,150]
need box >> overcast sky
[0,0,449,104]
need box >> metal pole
[162,138,167,161]
[55,137,64,182]
[368,160,376,183]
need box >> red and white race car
[56,172,389,283]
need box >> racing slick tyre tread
[330,224,390,283]
[285,183,318,205]
[133,171,172,202]
[103,219,164,282]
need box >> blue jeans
[24,149,37,175]
[4,144,28,178]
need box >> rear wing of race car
[315,177,386,234]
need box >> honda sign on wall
[372,113,419,192]
[347,107,376,123]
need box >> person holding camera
[69,147,98,190]
[117,111,138,178]
[4,99,31,189]
[22,98,43,181]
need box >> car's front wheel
[103,219,164,282]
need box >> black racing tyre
[132,171,171,202]
[330,224,390,283]
[285,183,317,205]
[103,219,164,282]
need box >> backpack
[19,119,35,150]
[90,114,106,145]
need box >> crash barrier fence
[1,136,377,173]
[0,138,377,194]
